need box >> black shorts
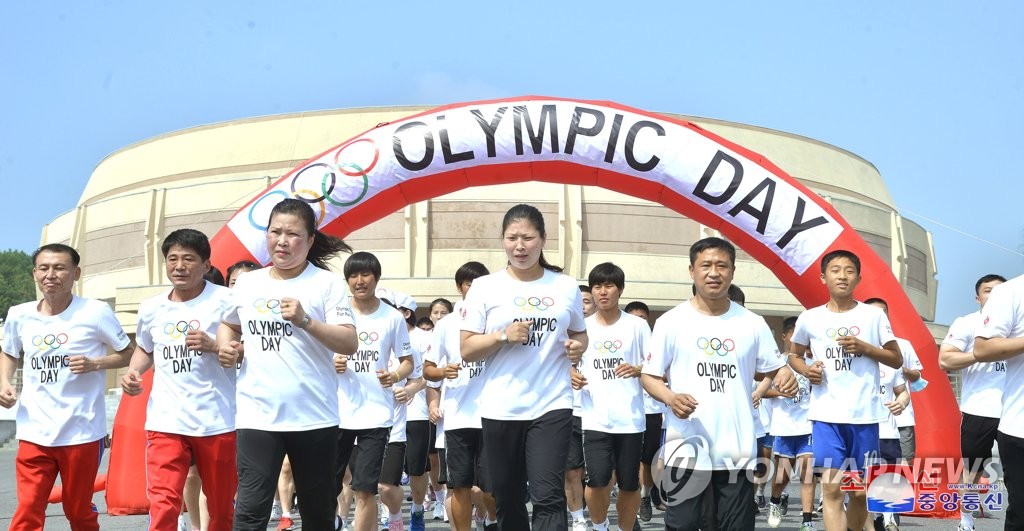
[665,471,754,531]
[428,421,440,454]
[566,415,585,470]
[336,427,390,494]
[380,442,407,486]
[405,420,431,476]
[642,413,663,465]
[961,412,1000,472]
[436,448,448,484]
[879,438,902,463]
[445,428,490,490]
[583,430,644,491]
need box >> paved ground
[0,446,1007,530]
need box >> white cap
[375,287,417,312]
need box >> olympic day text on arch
[225,97,843,274]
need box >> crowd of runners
[1,200,1022,531]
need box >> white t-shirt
[461,269,586,421]
[943,311,1006,417]
[770,371,812,437]
[642,300,785,470]
[338,302,412,430]
[753,395,773,438]
[224,264,354,431]
[643,389,668,415]
[406,327,432,422]
[878,364,906,440]
[792,302,895,425]
[426,312,488,431]
[894,338,921,428]
[385,326,422,443]
[976,274,1024,438]
[578,311,647,434]
[3,296,131,446]
[136,282,236,436]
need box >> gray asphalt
[0,446,1006,530]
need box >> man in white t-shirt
[641,237,795,531]
[572,262,647,531]
[424,261,499,531]
[939,274,1006,531]
[119,229,237,531]
[624,300,666,521]
[336,252,415,531]
[1,243,134,530]
[974,273,1024,531]
[787,250,903,531]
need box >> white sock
[592,520,609,531]
[757,483,765,495]
[641,485,651,497]
[485,517,497,525]
[282,511,292,518]
[411,502,423,513]
[434,487,447,505]
[961,509,975,527]
[390,511,402,523]
[570,509,584,521]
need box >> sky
[1,1,1021,324]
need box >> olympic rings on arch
[253,298,282,314]
[32,333,69,350]
[358,331,379,345]
[596,340,623,354]
[247,190,289,231]
[696,337,735,357]
[334,138,380,177]
[513,296,555,311]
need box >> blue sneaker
[410,509,425,531]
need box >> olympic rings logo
[825,326,861,340]
[696,337,735,357]
[253,298,282,314]
[247,138,379,231]
[513,296,555,311]
[32,333,69,351]
[595,340,623,354]
[163,320,200,339]
[358,331,379,345]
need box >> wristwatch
[499,330,508,344]
[297,315,311,329]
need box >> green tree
[0,249,35,321]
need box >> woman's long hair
[501,203,563,273]
[268,198,352,269]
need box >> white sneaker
[799,522,816,531]
[766,502,783,528]
[571,519,588,531]
[432,501,446,521]
[957,523,974,531]
[178,515,190,531]
[270,502,283,522]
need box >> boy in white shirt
[641,237,795,530]
[939,274,1006,531]
[788,250,903,531]
[572,262,647,531]
[1,243,134,530]
[121,229,237,531]
[974,273,1024,531]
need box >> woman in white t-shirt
[460,203,588,531]
[217,198,358,530]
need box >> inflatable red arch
[107,96,959,517]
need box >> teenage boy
[121,229,237,531]
[939,274,1006,531]
[572,262,647,531]
[641,237,796,531]
[974,273,1024,531]
[788,250,903,531]
[1,243,134,530]
[626,300,665,520]
[424,261,499,531]
[336,252,415,531]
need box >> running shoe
[270,502,283,521]
[756,493,767,509]
[799,522,816,531]
[638,495,653,522]
[432,501,446,521]
[571,519,588,531]
[780,492,790,516]
[277,516,295,531]
[767,502,783,528]
[178,515,190,531]
[410,509,425,531]
[387,519,404,531]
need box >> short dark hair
[227,260,261,280]
[343,251,382,280]
[975,274,1007,295]
[161,228,211,262]
[728,284,745,306]
[689,237,736,266]
[864,297,888,310]
[579,285,592,294]
[782,316,798,333]
[455,261,489,285]
[204,266,225,286]
[819,249,861,275]
[430,298,454,314]
[33,243,81,266]
[416,317,434,329]
[588,262,625,291]
[624,301,649,314]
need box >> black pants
[482,409,573,531]
[234,427,338,531]
[997,431,1024,531]
[665,470,754,531]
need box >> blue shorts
[812,421,879,471]
[773,434,813,458]
[757,434,774,449]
